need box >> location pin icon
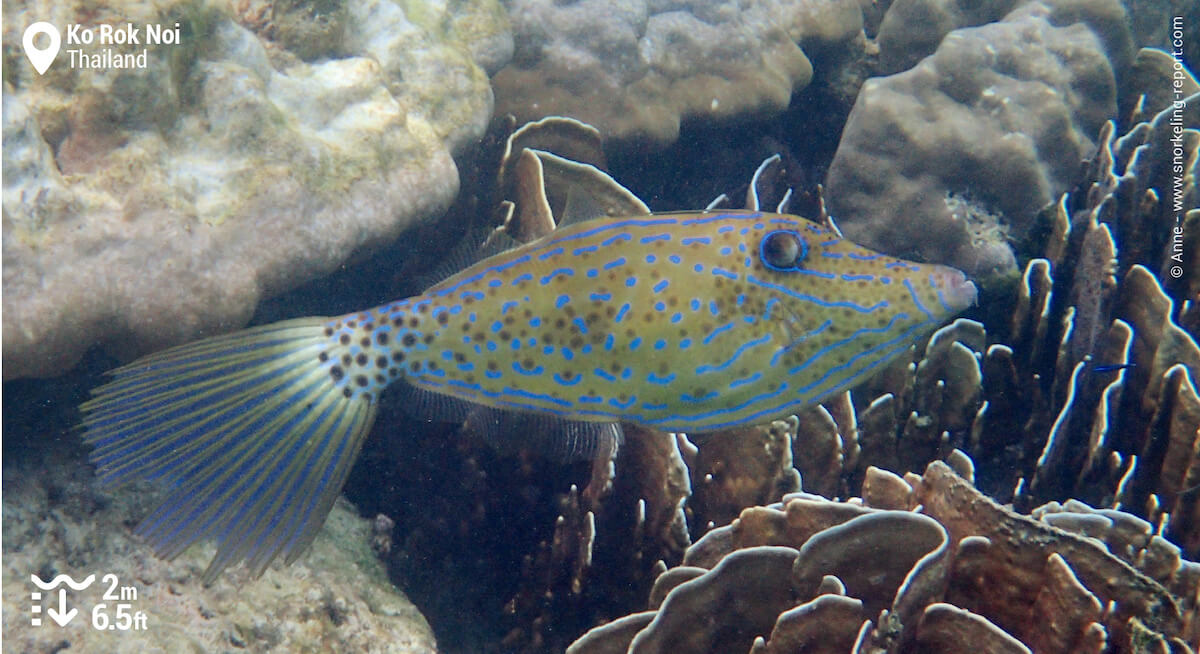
[22,22,61,75]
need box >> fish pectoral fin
[80,318,376,584]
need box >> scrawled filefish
[81,210,976,581]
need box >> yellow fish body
[82,211,976,580]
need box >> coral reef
[491,0,869,142]
[1,436,435,652]
[484,94,1199,650]
[568,462,1200,653]
[2,0,511,379]
[826,0,1131,278]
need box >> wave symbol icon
[30,574,95,590]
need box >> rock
[1,440,436,653]
[2,0,511,379]
[826,0,1125,278]
[492,0,859,142]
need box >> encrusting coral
[490,0,872,142]
[826,0,1132,279]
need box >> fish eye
[759,230,808,271]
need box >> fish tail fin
[80,317,378,584]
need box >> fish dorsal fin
[421,224,522,294]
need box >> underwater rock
[2,0,509,379]
[1,443,435,653]
[827,0,1126,278]
[875,0,1132,76]
[491,0,867,142]
[568,461,1199,653]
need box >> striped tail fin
[80,317,377,584]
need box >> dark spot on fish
[423,334,435,344]
[324,327,334,337]
[543,333,555,345]
[643,313,654,323]
[523,358,535,369]
[375,374,386,384]
[319,352,329,362]
[474,332,486,342]
[605,306,616,317]
[437,313,450,326]
[409,318,420,328]
[625,329,635,338]
[504,316,515,325]
[392,351,406,362]
[464,295,475,305]
[668,297,679,307]
[402,333,418,347]
[500,330,512,340]
[610,362,621,373]
[417,305,429,314]
[487,361,498,371]
[340,334,351,345]
[377,332,389,345]
[465,374,476,384]
[356,376,368,387]
[586,313,599,324]
[376,356,388,369]
[555,318,566,329]
[364,322,375,331]
[343,388,353,398]
[347,320,357,328]
[389,367,399,376]
[356,353,368,366]
[524,308,533,317]
[564,306,577,318]
[330,366,345,381]
[454,352,466,363]
[393,317,405,327]
[360,337,371,348]
[342,354,352,366]
[658,362,669,374]
[570,336,584,348]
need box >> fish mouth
[941,269,978,312]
